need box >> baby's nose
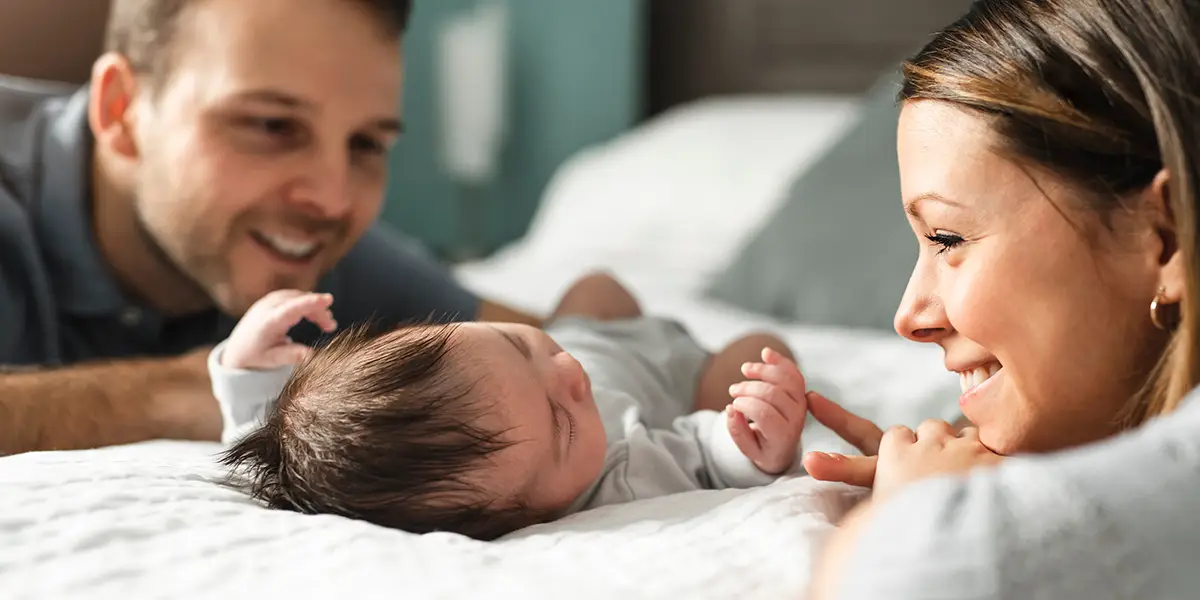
[556,352,590,403]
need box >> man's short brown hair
[104,0,413,79]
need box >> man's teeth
[959,364,1002,393]
[259,233,317,258]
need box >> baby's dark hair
[220,321,549,540]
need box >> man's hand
[725,347,807,474]
[222,290,337,370]
[152,346,223,442]
[0,346,225,455]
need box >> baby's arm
[632,407,804,494]
[659,347,809,488]
[208,291,337,444]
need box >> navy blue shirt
[0,76,478,366]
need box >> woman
[796,0,1200,597]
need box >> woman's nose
[894,270,950,343]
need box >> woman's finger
[807,391,884,456]
[916,419,956,443]
[880,425,917,452]
[803,452,877,488]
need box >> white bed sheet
[0,95,959,600]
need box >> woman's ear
[87,52,142,161]
[1146,170,1187,303]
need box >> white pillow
[478,95,861,298]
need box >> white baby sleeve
[207,341,294,444]
[657,409,803,489]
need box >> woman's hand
[872,420,1003,499]
[800,391,884,487]
[801,392,1001,496]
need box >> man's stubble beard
[131,189,225,314]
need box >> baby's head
[221,320,606,540]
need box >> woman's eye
[924,231,965,255]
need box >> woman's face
[895,100,1167,454]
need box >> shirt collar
[32,85,130,316]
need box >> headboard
[646,0,975,116]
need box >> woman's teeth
[959,363,1002,393]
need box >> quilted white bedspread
[1,442,865,600]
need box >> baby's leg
[550,272,642,321]
[695,333,795,413]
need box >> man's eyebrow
[904,191,963,219]
[232,89,315,110]
[491,326,532,359]
[372,118,405,135]
[232,89,403,133]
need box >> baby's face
[454,323,607,515]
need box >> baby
[216,273,810,540]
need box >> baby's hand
[725,348,807,474]
[221,290,338,370]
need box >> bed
[0,95,960,600]
[1,2,971,598]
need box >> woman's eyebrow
[904,191,964,219]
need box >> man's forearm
[0,349,221,455]
[477,299,543,328]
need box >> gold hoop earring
[1151,287,1174,331]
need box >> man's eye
[241,117,297,137]
[350,135,386,156]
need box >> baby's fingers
[740,361,806,396]
[731,396,790,442]
[729,380,805,423]
[726,407,762,462]
[258,343,313,369]
[269,293,337,334]
[762,347,802,372]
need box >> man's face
[130,0,403,316]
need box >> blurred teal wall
[383,0,643,257]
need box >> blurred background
[0,0,971,262]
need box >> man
[0,0,539,455]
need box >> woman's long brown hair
[901,0,1200,423]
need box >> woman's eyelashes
[924,231,966,255]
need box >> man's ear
[88,52,142,161]
[1145,169,1187,303]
